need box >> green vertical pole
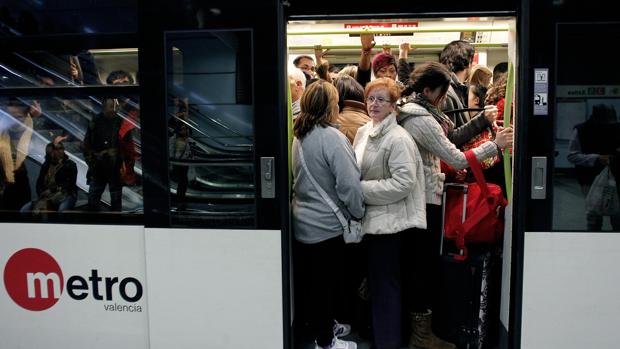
[503,62,515,200]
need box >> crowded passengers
[291,37,513,349]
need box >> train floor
[296,332,376,349]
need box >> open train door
[139,1,291,349]
[285,1,520,349]
[514,0,620,348]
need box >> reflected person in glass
[21,138,77,215]
[83,97,122,212]
[567,104,620,231]
[0,98,36,211]
[169,97,191,211]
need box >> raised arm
[356,32,375,88]
[405,113,507,170]
[448,105,497,147]
[398,42,415,85]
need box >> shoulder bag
[443,150,507,260]
[586,166,620,216]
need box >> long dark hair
[293,80,339,139]
[334,75,365,111]
[485,75,507,105]
[469,84,488,108]
[409,62,452,105]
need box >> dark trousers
[410,204,443,313]
[172,165,189,206]
[294,236,345,347]
[340,242,369,331]
[366,228,420,349]
[1,166,31,211]
[87,163,122,212]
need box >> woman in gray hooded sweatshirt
[292,80,364,349]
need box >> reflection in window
[554,23,620,232]
[0,95,142,217]
[166,31,255,228]
[0,49,138,88]
[0,1,137,35]
[553,99,620,231]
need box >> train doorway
[286,13,518,349]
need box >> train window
[0,49,138,88]
[0,1,137,35]
[165,30,255,228]
[0,94,142,221]
[553,23,620,231]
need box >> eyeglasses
[366,96,390,105]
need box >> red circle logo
[3,248,64,311]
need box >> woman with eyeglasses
[352,77,426,349]
[292,80,364,349]
[397,62,513,349]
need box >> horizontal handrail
[288,26,509,35]
[289,43,507,50]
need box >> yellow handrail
[289,43,507,50]
[503,62,515,201]
[288,26,509,36]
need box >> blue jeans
[21,195,77,213]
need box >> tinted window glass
[166,30,255,228]
[0,94,142,220]
[0,0,137,35]
[553,23,620,231]
[0,49,138,88]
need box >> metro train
[0,0,618,349]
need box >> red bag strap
[464,150,489,197]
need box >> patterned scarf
[412,94,454,136]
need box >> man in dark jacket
[567,104,620,231]
[83,98,122,211]
[21,139,77,213]
[439,40,498,147]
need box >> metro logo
[3,248,64,311]
[4,248,144,312]
[27,272,62,299]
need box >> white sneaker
[333,320,351,338]
[314,338,357,349]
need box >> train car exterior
[0,0,618,348]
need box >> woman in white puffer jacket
[352,77,425,349]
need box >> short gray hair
[288,66,306,89]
